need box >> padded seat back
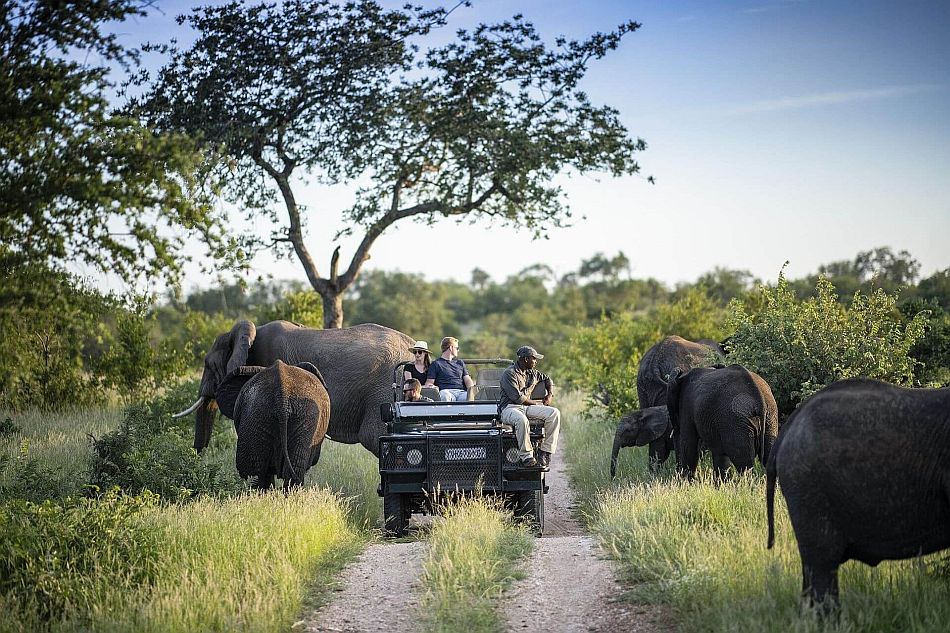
[476,368,504,387]
[421,386,441,401]
[476,385,501,401]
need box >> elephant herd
[611,335,950,613]
[177,322,950,615]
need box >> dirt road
[303,441,670,632]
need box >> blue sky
[114,0,950,291]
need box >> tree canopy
[0,0,219,286]
[129,0,648,326]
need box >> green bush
[554,287,727,418]
[87,381,242,501]
[900,298,950,386]
[0,490,164,624]
[727,274,927,417]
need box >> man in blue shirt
[425,336,475,401]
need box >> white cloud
[726,84,944,115]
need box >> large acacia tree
[0,0,220,286]
[130,0,648,327]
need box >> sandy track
[303,435,671,632]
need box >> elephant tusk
[172,397,206,418]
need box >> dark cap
[517,345,544,360]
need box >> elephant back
[637,336,722,408]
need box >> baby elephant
[223,360,331,489]
[767,378,950,613]
[667,364,778,480]
[609,406,671,478]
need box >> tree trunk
[321,290,344,329]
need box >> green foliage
[0,489,365,632]
[258,288,324,328]
[130,2,646,326]
[0,1,226,286]
[900,298,950,386]
[728,274,927,417]
[0,260,115,409]
[917,267,950,311]
[88,382,242,501]
[555,287,727,418]
[0,490,165,624]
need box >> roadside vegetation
[557,272,950,631]
[420,497,534,633]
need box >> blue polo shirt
[427,357,469,390]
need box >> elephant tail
[766,428,785,549]
[276,380,299,484]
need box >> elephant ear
[666,369,684,433]
[636,406,671,445]
[295,362,327,389]
[216,365,266,420]
[225,320,257,375]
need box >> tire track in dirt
[501,439,672,632]
[302,540,427,633]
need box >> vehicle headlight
[505,447,520,464]
[407,448,423,466]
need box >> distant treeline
[1,247,947,411]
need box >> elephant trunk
[610,429,623,479]
[194,399,219,453]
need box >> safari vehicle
[378,359,548,537]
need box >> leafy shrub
[727,274,927,417]
[900,298,950,386]
[0,440,80,504]
[554,287,727,418]
[0,417,18,437]
[0,490,164,623]
[88,381,242,501]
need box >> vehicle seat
[476,385,501,400]
[476,368,504,387]
[421,386,440,401]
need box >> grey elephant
[219,361,330,489]
[609,406,670,478]
[174,320,413,456]
[767,378,950,613]
[667,363,778,480]
[635,335,724,469]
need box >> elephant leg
[711,451,732,482]
[309,441,323,468]
[802,562,840,618]
[648,440,669,472]
[255,473,275,490]
[358,418,382,457]
[679,425,700,480]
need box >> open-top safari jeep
[378,359,548,537]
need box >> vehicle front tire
[513,489,544,536]
[384,492,410,537]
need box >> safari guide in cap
[498,346,560,470]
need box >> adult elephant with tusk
[174,320,414,455]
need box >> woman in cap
[404,340,432,386]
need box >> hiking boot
[537,450,552,470]
[518,454,539,468]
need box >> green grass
[420,496,534,633]
[0,407,124,500]
[306,439,382,530]
[0,489,364,633]
[560,404,950,632]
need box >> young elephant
[767,378,950,613]
[222,360,331,489]
[667,364,778,480]
[609,406,670,478]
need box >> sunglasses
[414,350,426,354]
